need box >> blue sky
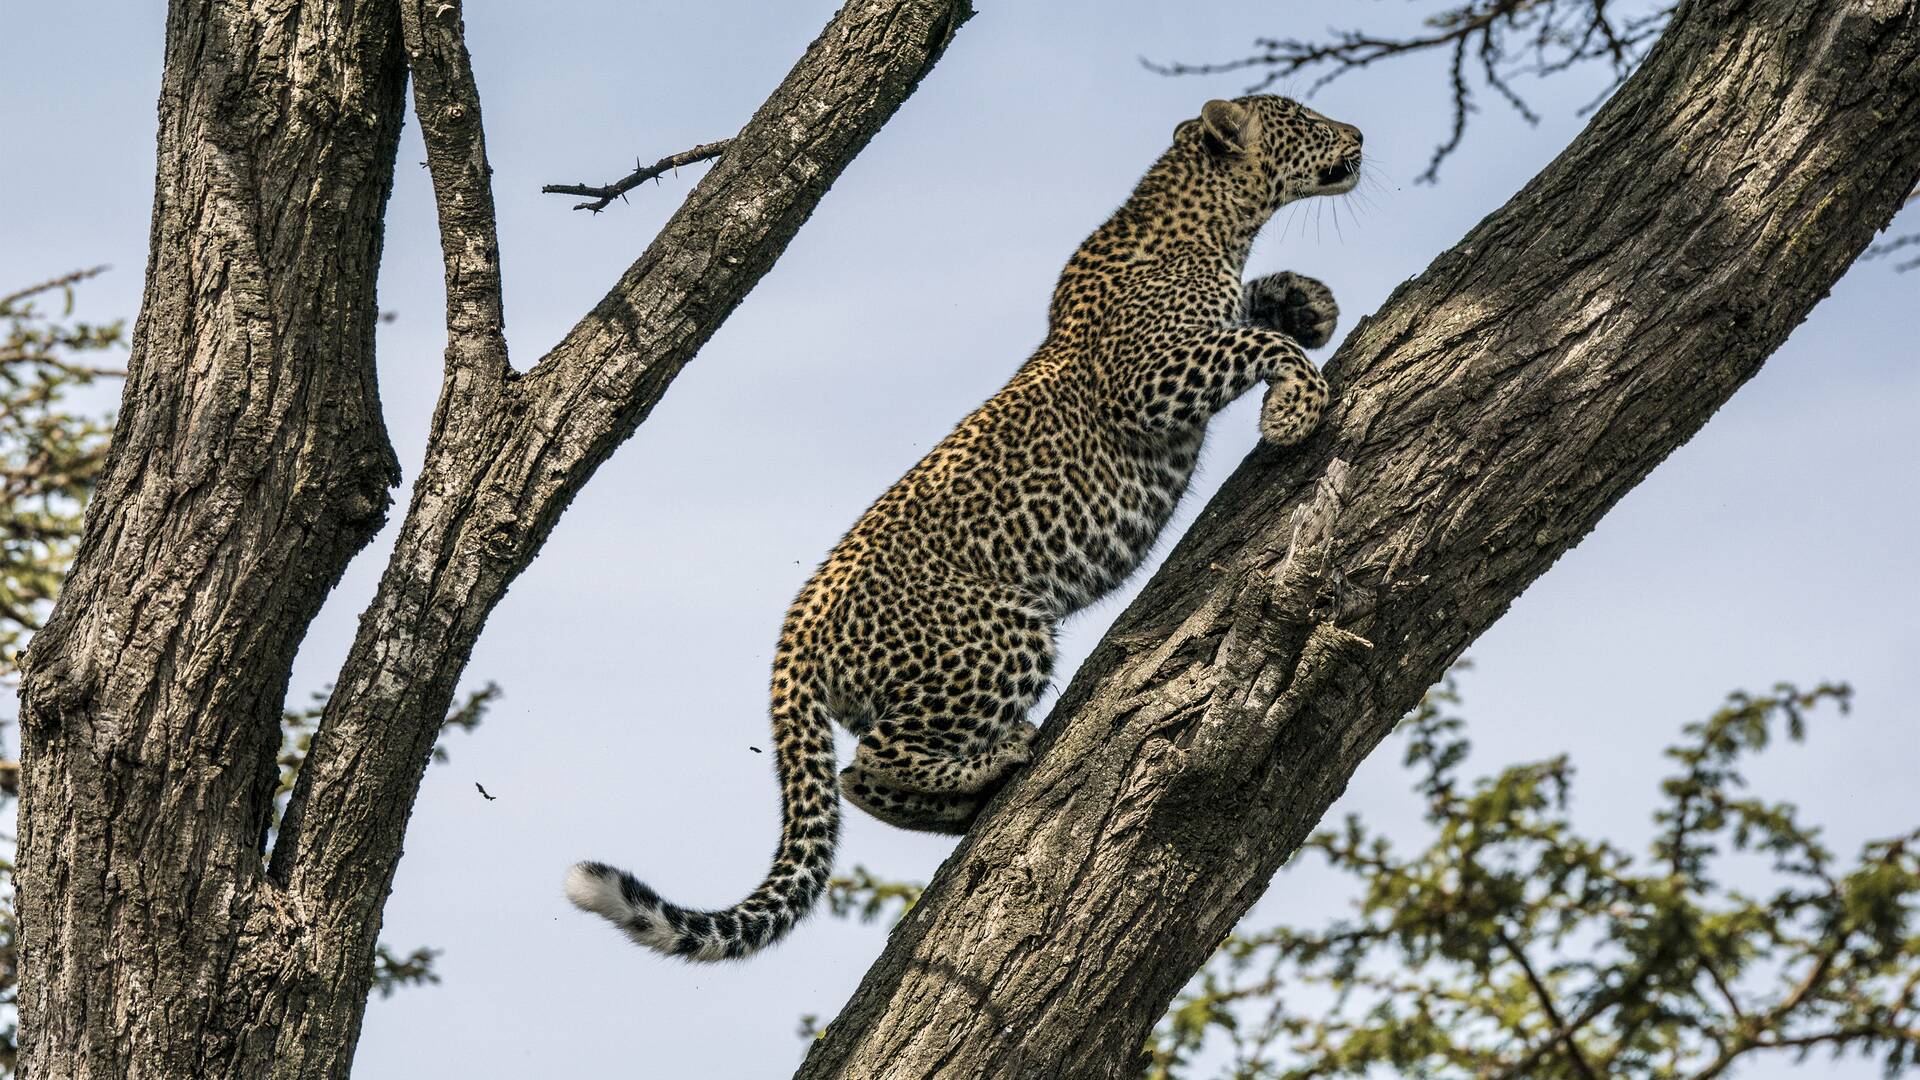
[3,2,1916,1076]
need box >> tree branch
[1688,1023,1920,1080]
[796,2,1920,1075]
[1701,956,1750,1027]
[14,2,411,1074]
[0,266,111,314]
[1145,0,1675,182]
[1499,927,1601,1080]
[400,0,512,392]
[542,139,734,212]
[269,0,515,887]
[264,3,974,1072]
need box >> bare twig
[1145,0,1673,181]
[1498,927,1602,1080]
[1700,956,1749,1026]
[1863,194,1920,272]
[0,266,110,314]
[542,138,734,213]
[1488,963,1659,1080]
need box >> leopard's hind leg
[840,763,985,835]
[839,579,1053,819]
[851,719,1039,797]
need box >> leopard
[567,95,1363,962]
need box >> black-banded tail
[565,690,840,962]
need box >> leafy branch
[0,267,123,675]
[827,676,1920,1079]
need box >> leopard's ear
[1200,99,1250,157]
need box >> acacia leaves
[1140,680,1918,1079]
[828,677,1919,1079]
[0,268,121,675]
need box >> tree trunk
[14,0,972,1076]
[796,2,1920,1077]
[15,3,408,1076]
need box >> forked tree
[13,0,1920,1077]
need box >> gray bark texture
[13,0,972,1076]
[794,1,1920,1078]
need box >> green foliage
[0,273,488,1070]
[829,678,1920,1080]
[370,945,442,999]
[0,269,123,1073]
[826,865,924,924]
[0,268,123,676]
[276,682,499,802]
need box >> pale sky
[3,2,1916,1077]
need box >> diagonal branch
[795,2,1920,1076]
[268,0,514,882]
[1701,956,1750,1026]
[542,139,734,212]
[1487,956,1666,1080]
[1499,927,1602,1080]
[267,0,976,1041]
[0,265,111,314]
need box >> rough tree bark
[795,1,1920,1077]
[14,0,972,1077]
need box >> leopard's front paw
[1246,271,1339,349]
[1259,367,1332,447]
[999,720,1040,763]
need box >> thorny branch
[542,138,733,212]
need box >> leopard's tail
[564,678,840,962]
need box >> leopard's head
[1177,95,1363,221]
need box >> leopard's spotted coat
[569,95,1363,961]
